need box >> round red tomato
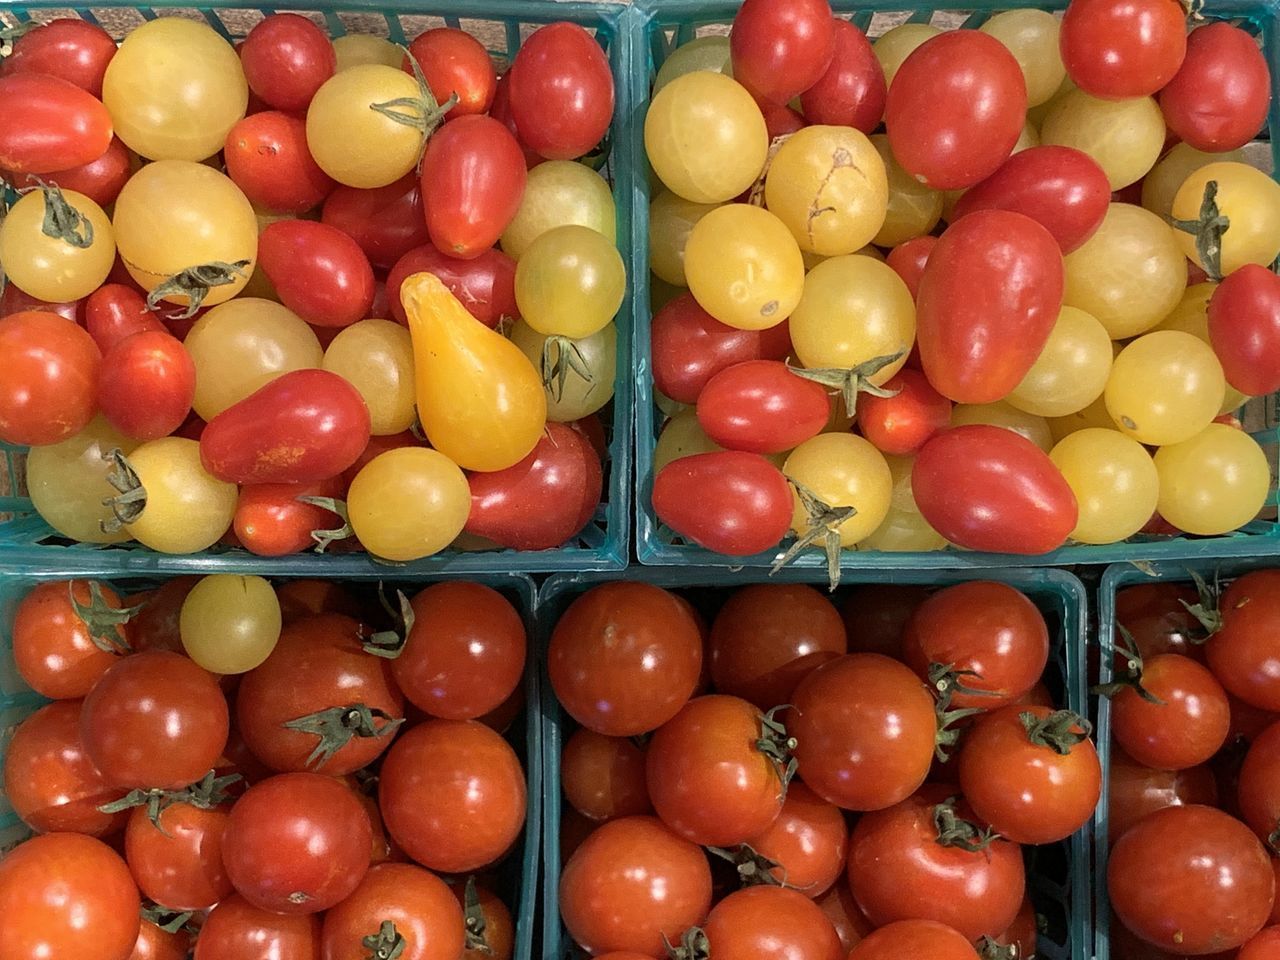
[0,282,84,324]
[129,918,191,960]
[841,584,930,659]
[233,476,344,557]
[549,582,703,737]
[97,330,195,441]
[387,243,518,327]
[1207,571,1280,712]
[379,719,526,873]
[848,920,980,960]
[729,0,837,105]
[885,237,937,302]
[1,18,117,97]
[193,894,321,960]
[0,73,113,174]
[258,220,375,327]
[857,368,951,456]
[1109,805,1274,954]
[125,800,233,911]
[817,883,874,952]
[1060,0,1187,98]
[704,886,843,960]
[80,650,229,790]
[559,815,712,957]
[451,879,514,960]
[1239,719,1280,852]
[1110,652,1231,770]
[653,451,794,557]
[13,579,132,700]
[885,31,1026,190]
[223,772,371,913]
[85,284,163,353]
[236,613,404,775]
[0,833,140,960]
[1241,927,1280,960]
[405,27,497,119]
[240,13,335,112]
[799,18,885,132]
[322,862,465,960]
[1208,264,1280,397]
[390,581,526,720]
[0,310,101,446]
[274,579,362,625]
[562,728,652,822]
[129,576,198,653]
[2,699,125,835]
[1107,748,1217,842]
[7,134,132,208]
[1160,23,1270,152]
[508,22,614,161]
[224,111,337,213]
[742,780,848,897]
[322,173,428,269]
[1115,582,1209,664]
[489,71,543,169]
[697,360,831,455]
[790,653,936,811]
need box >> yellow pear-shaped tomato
[402,272,547,472]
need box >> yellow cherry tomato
[1153,283,1251,414]
[1155,424,1270,535]
[501,161,616,260]
[951,401,1054,452]
[322,319,416,435]
[1027,72,1077,128]
[333,34,402,72]
[645,71,769,204]
[653,409,725,473]
[859,454,947,552]
[1105,331,1226,446]
[981,9,1065,107]
[653,36,732,94]
[1049,394,1116,442]
[307,65,428,189]
[403,272,546,472]
[1141,143,1245,220]
[1040,91,1165,190]
[1172,161,1280,277]
[649,190,721,287]
[27,416,139,544]
[113,437,238,554]
[871,134,943,246]
[1049,428,1158,544]
[1007,306,1112,417]
[180,575,282,674]
[0,187,114,302]
[873,24,942,87]
[784,433,893,548]
[510,320,617,422]
[103,17,247,162]
[348,447,470,561]
[515,225,626,339]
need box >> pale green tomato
[653,409,723,473]
[1155,424,1270,535]
[873,24,941,87]
[322,319,416,435]
[510,319,617,421]
[333,34,402,73]
[655,389,690,419]
[1007,306,1112,417]
[27,416,139,544]
[653,36,732,94]
[515,225,626,339]
[859,454,947,552]
[649,190,721,288]
[1040,92,1165,190]
[870,134,943,246]
[1027,72,1076,128]
[180,575,282,674]
[951,401,1054,452]
[1142,143,1245,220]
[784,433,892,548]
[1050,428,1158,544]
[501,161,616,260]
[981,9,1065,107]
[1105,331,1225,446]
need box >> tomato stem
[283,702,406,770]
[0,20,37,57]
[933,797,1002,852]
[140,904,196,935]
[300,495,354,553]
[363,585,415,659]
[100,448,147,531]
[1091,624,1166,705]
[460,876,494,954]
[787,350,905,420]
[705,843,790,890]
[1168,179,1229,282]
[663,927,711,960]
[1177,567,1223,637]
[541,335,595,402]
[1019,709,1092,755]
[144,259,251,319]
[756,705,799,799]
[769,480,854,591]
[976,936,1018,960]
[928,663,999,710]
[69,580,140,655]
[20,178,95,248]
[370,45,457,162]
[362,920,407,960]
[97,770,242,831]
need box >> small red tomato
[125,800,234,910]
[0,72,113,174]
[800,18,885,132]
[1206,570,1280,712]
[258,220,375,327]
[561,728,652,822]
[653,451,794,556]
[703,886,845,960]
[84,284,162,352]
[224,111,337,213]
[697,360,831,454]
[239,13,336,112]
[97,330,196,441]
[848,920,980,960]
[387,244,517,327]
[1060,0,1187,99]
[5,135,131,208]
[742,781,848,897]
[1110,653,1231,771]
[322,174,429,270]
[756,95,808,139]
[1160,23,1271,152]
[13,579,132,700]
[233,476,344,557]
[885,236,937,300]
[322,862,466,960]
[730,0,837,104]
[0,283,83,324]
[1238,719,1280,850]
[405,27,498,118]
[195,895,321,960]
[0,18,117,97]
[857,369,950,456]
[508,22,615,161]
[0,310,101,446]
[490,71,544,169]
[1208,264,1280,396]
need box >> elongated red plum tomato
[322,862,465,960]
[697,360,830,454]
[322,174,428,269]
[730,0,836,104]
[1060,0,1187,98]
[6,135,131,209]
[239,13,336,112]
[916,210,1064,402]
[387,243,518,327]
[885,237,937,301]
[1206,570,1280,712]
[420,114,528,259]
[1109,805,1274,954]
[1110,653,1230,771]
[0,73,113,174]
[195,895,320,960]
[1208,264,1280,396]
[756,96,808,140]
[800,18,886,132]
[653,451,794,557]
[1159,23,1271,151]
[466,421,602,550]
[549,582,703,737]
[85,284,163,352]
[703,886,844,960]
[1,18,117,97]
[559,815,712,957]
[508,22,614,161]
[885,31,1026,190]
[652,293,793,404]
[258,220,376,327]
[912,425,1078,554]
[857,369,950,455]
[790,654,936,811]
[98,330,196,441]
[200,368,371,484]
[0,833,140,960]
[0,311,101,446]
[405,27,498,119]
[848,920,979,960]
[1239,720,1280,850]
[224,111,337,213]
[952,146,1111,253]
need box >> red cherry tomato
[1111,653,1230,770]
[703,886,844,960]
[129,919,191,960]
[756,95,808,139]
[562,728,652,822]
[916,210,1064,403]
[1239,719,1280,851]
[0,18,117,97]
[817,884,875,953]
[842,584,929,659]
[13,579,132,700]
[0,310,101,446]
[653,451,794,557]
[1208,264,1280,396]
[1160,23,1271,151]
[912,425,1078,554]
[258,220,376,327]
[696,360,831,454]
[729,0,837,104]
[1241,927,1280,960]
[508,22,615,161]
[233,476,344,557]
[1107,749,1218,842]
[1060,0,1187,99]
[490,71,544,169]
[194,895,321,960]
[742,780,848,897]
[799,18,885,132]
[125,800,233,910]
[322,173,429,269]
[224,111,337,213]
[5,134,132,208]
[857,369,951,456]
[0,73,113,174]
[85,285,163,352]
[885,237,937,300]
[1207,570,1280,712]
[0,283,83,324]
[239,13,335,112]
[387,243,518,327]
[97,330,195,441]
[848,920,979,960]
[322,862,466,960]
[405,27,498,119]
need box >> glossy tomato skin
[240,13,336,112]
[125,801,233,911]
[901,581,1049,710]
[884,237,937,303]
[405,28,497,119]
[1239,719,1280,849]
[848,920,979,960]
[559,815,712,957]
[509,23,614,161]
[201,369,371,484]
[0,310,101,446]
[799,18,886,132]
[952,146,1111,253]
[916,210,1064,402]
[912,425,1078,554]
[730,0,836,104]
[1115,583,1209,664]
[129,919,191,960]
[697,360,831,454]
[13,579,130,699]
[1109,805,1274,954]
[704,886,844,960]
[322,174,429,269]
[387,243,518,327]
[223,772,372,914]
[1060,0,1187,99]
[98,330,196,441]
[653,452,794,557]
[259,220,376,327]
[562,728,652,821]
[1112,653,1231,771]
[885,32,1026,190]
[322,862,465,960]
[1241,927,1280,960]
[194,894,321,960]
[0,283,84,324]
[450,880,514,960]
[0,73,114,174]
[224,111,338,213]
[1107,748,1217,842]
[0,833,141,960]
[1208,264,1280,397]
[1208,571,1280,712]
[378,719,527,874]
[6,134,132,208]
[233,476,344,557]
[1160,23,1271,152]
[790,654,936,811]
[85,284,164,352]
[549,582,703,737]
[743,780,848,896]
[857,369,951,455]
[1,18,117,97]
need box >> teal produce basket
[0,553,542,960]
[0,0,646,574]
[538,566,1091,960]
[1094,557,1280,960]
[632,0,1280,571]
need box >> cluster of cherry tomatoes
[1102,569,1280,958]
[550,578,1100,960]
[0,12,621,560]
[647,0,1279,566]
[0,573,530,960]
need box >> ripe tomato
[0,73,113,174]
[1159,23,1269,152]
[857,369,951,456]
[224,111,338,213]
[405,27,497,118]
[13,579,131,699]
[742,781,848,897]
[0,833,140,960]
[885,237,937,301]
[729,0,836,104]
[818,883,874,952]
[258,220,375,327]
[559,815,712,957]
[322,862,465,960]
[842,584,929,659]
[912,425,1078,554]
[125,800,233,910]
[1205,572,1280,713]
[1108,750,1218,843]
[379,719,526,874]
[653,451,794,556]
[916,211,1064,403]
[885,32,1026,190]
[0,311,101,446]
[800,18,885,132]
[1240,719,1280,850]
[322,173,428,269]
[236,613,404,775]
[1060,0,1187,98]
[848,920,979,960]
[848,791,1025,941]
[508,22,614,161]
[97,331,196,441]
[901,581,1049,711]
[696,360,830,454]
[194,894,320,960]
[450,880,514,960]
[703,886,843,960]
[1110,652,1230,771]
[391,581,526,721]
[233,476,344,557]
[129,576,198,653]
[84,284,164,352]
[1208,265,1280,397]
[129,918,191,960]
[1115,583,1208,664]
[5,135,131,209]
[562,728,652,822]
[790,654,936,811]
[1241,927,1280,960]
[2,699,124,835]
[0,18,117,97]
[549,582,703,737]
[1109,805,1274,953]
[388,243,517,328]
[240,13,335,112]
